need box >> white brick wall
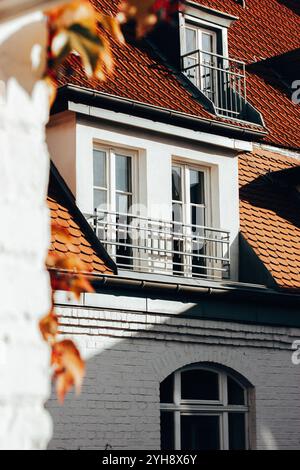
[0,12,52,449]
[47,304,300,450]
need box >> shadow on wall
[44,295,290,450]
[45,332,252,450]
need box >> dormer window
[184,23,218,103]
[180,4,247,120]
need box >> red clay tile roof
[48,164,116,275]
[194,0,300,149]
[55,0,300,149]
[239,148,300,290]
[195,0,300,62]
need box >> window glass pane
[190,170,205,204]
[116,154,132,193]
[172,166,182,201]
[202,32,214,53]
[116,212,133,268]
[181,369,219,400]
[172,202,183,224]
[93,189,107,211]
[185,27,197,53]
[184,56,198,86]
[191,205,205,227]
[181,415,220,450]
[229,413,246,450]
[228,376,245,405]
[172,203,184,274]
[161,412,174,450]
[93,150,106,188]
[116,193,132,214]
[160,374,174,404]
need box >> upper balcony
[87,210,230,281]
[181,49,247,119]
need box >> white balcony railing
[181,49,247,118]
[87,210,231,280]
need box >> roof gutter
[54,85,268,141]
[50,268,300,307]
[94,274,300,306]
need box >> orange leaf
[46,0,98,33]
[55,369,75,404]
[117,0,157,37]
[54,254,90,272]
[49,271,72,292]
[39,310,58,342]
[51,223,72,244]
[52,339,85,403]
[70,275,95,300]
[97,13,125,44]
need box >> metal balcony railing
[87,210,231,280]
[181,49,247,118]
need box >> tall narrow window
[181,16,248,119]
[93,147,134,213]
[93,147,135,269]
[160,365,250,450]
[183,24,217,103]
[115,153,133,268]
[93,149,108,211]
[171,163,209,277]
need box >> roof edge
[53,85,268,142]
[52,269,300,307]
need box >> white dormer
[179,3,247,119]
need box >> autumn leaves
[40,223,94,403]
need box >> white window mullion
[108,149,117,259]
[222,412,229,450]
[174,371,181,405]
[174,411,181,450]
[109,149,117,213]
[174,372,181,450]
[183,165,192,276]
[220,372,228,450]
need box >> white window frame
[180,13,228,58]
[172,160,211,226]
[183,21,219,102]
[160,365,249,451]
[93,144,138,265]
[172,160,212,276]
[93,144,138,214]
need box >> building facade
[45,0,300,450]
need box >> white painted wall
[47,300,300,450]
[47,111,240,280]
[47,111,77,194]
[0,10,52,449]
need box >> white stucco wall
[47,110,241,280]
[0,11,52,449]
[47,295,300,450]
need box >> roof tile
[56,0,300,149]
[239,148,300,290]
[48,166,115,275]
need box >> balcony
[181,49,247,119]
[87,210,230,280]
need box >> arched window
[160,364,251,450]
